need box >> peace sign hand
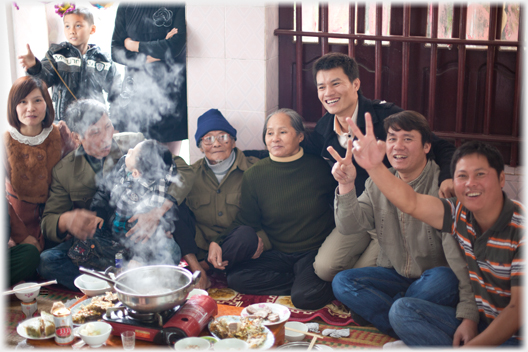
[348,112,386,171]
[327,138,356,195]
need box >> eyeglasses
[201,133,231,146]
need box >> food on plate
[79,322,101,336]
[25,312,55,338]
[246,305,280,323]
[72,292,118,324]
[51,301,70,316]
[209,317,267,349]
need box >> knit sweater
[220,153,336,253]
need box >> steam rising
[110,50,186,136]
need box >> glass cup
[121,331,135,350]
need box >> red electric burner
[103,294,218,345]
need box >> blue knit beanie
[195,109,237,147]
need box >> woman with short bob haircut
[5,76,75,268]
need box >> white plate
[70,295,116,327]
[17,317,55,340]
[208,315,274,350]
[241,303,291,326]
[74,276,113,297]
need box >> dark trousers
[226,249,334,310]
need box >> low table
[26,297,285,348]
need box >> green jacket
[41,133,195,243]
[187,148,270,260]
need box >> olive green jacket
[187,148,270,260]
[41,133,195,243]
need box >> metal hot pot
[79,265,201,313]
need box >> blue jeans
[38,236,181,292]
[38,238,81,291]
[332,266,459,338]
[389,297,521,346]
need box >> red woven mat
[206,272,356,326]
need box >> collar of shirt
[334,103,359,149]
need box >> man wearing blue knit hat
[185,109,271,288]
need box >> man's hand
[59,209,98,240]
[251,237,264,259]
[95,217,104,229]
[165,28,178,39]
[453,319,478,347]
[124,37,139,52]
[18,44,36,70]
[146,55,160,63]
[439,179,455,198]
[125,208,164,244]
[208,242,228,270]
[348,113,386,171]
[327,138,356,195]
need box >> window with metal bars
[276,2,522,166]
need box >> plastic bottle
[115,252,123,275]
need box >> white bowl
[187,289,209,299]
[78,274,108,290]
[285,321,308,342]
[174,337,211,350]
[14,283,40,302]
[74,276,112,297]
[214,338,249,350]
[78,322,112,348]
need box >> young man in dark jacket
[19,7,121,121]
[306,52,458,283]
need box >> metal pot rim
[113,265,193,297]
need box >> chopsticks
[3,280,58,295]
[285,326,321,348]
[285,326,323,339]
[307,335,317,350]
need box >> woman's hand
[126,208,163,243]
[208,242,228,270]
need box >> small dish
[16,317,55,340]
[13,283,40,302]
[187,289,209,299]
[74,276,113,297]
[241,303,291,326]
[208,315,274,350]
[285,321,308,342]
[78,321,112,348]
[174,337,211,350]
[213,338,248,350]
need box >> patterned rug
[206,271,358,326]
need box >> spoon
[78,267,140,294]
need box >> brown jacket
[187,148,270,260]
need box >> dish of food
[17,316,55,340]
[74,275,113,297]
[70,292,118,325]
[208,315,274,349]
[240,303,291,326]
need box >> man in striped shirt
[336,114,522,347]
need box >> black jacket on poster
[302,92,456,196]
[111,4,188,143]
[27,42,121,121]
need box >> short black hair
[384,110,433,159]
[64,99,108,136]
[64,7,95,26]
[450,141,504,179]
[136,140,175,181]
[313,52,360,86]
